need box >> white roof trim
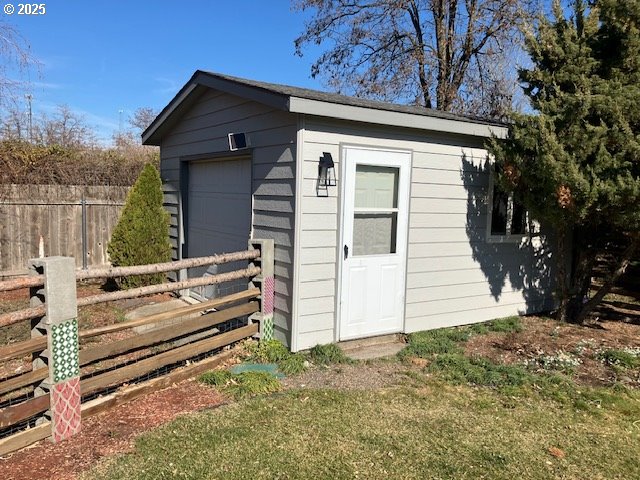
[288,97,508,139]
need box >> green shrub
[107,164,171,288]
[199,370,281,399]
[309,343,352,365]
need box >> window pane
[354,165,399,209]
[511,199,527,235]
[490,186,508,235]
[353,213,397,256]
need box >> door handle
[344,244,349,260]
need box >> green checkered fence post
[248,240,275,342]
[29,257,81,443]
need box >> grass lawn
[86,383,639,480]
[86,318,640,480]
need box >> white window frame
[485,169,531,244]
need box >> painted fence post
[248,239,275,342]
[29,256,81,442]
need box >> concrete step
[338,334,406,360]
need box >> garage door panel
[187,158,252,300]
[190,160,251,192]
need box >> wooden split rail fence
[0,239,275,455]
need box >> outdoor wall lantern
[316,152,337,197]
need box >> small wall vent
[228,132,250,151]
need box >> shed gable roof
[143,70,508,145]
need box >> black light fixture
[318,152,337,188]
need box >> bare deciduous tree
[0,107,27,139]
[32,105,97,148]
[0,21,39,112]
[129,107,158,135]
[294,0,535,114]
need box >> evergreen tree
[488,0,640,323]
[107,163,172,288]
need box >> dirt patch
[282,361,415,390]
[0,380,225,480]
[465,316,640,387]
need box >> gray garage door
[186,157,252,300]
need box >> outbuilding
[143,71,556,351]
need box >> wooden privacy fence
[0,239,275,455]
[0,184,129,276]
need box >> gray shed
[143,71,556,351]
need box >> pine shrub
[107,164,171,288]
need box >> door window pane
[355,165,399,209]
[353,213,397,256]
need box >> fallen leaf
[410,357,428,367]
[548,447,565,459]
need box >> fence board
[0,422,50,456]
[79,301,258,366]
[81,349,236,419]
[0,394,50,429]
[81,322,258,396]
[0,184,128,273]
[0,368,47,396]
[0,288,261,363]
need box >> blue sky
[6,1,323,143]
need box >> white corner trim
[288,97,508,139]
[290,114,305,353]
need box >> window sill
[486,234,529,244]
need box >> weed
[245,339,290,363]
[243,339,308,375]
[115,308,127,323]
[598,349,640,370]
[524,351,582,373]
[277,353,307,375]
[398,328,467,359]
[309,343,352,365]
[399,318,523,361]
[199,369,231,386]
[468,316,523,334]
[427,353,533,388]
[573,338,598,355]
[199,370,281,399]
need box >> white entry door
[339,147,411,340]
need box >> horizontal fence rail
[0,249,261,292]
[0,249,262,328]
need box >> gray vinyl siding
[159,89,297,346]
[296,117,555,349]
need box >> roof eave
[142,82,199,145]
[143,71,291,145]
[288,97,508,139]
